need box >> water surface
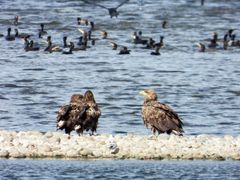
[1,159,240,179]
[1,0,240,178]
[1,0,239,136]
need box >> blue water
[0,0,239,136]
[0,0,240,178]
[0,159,240,179]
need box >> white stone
[0,130,240,160]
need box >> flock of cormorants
[1,12,165,56]
[1,0,239,136]
[197,30,240,52]
[1,0,240,56]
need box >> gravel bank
[0,130,239,160]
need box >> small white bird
[106,135,119,154]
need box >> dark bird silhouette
[77,17,89,26]
[223,34,229,50]
[75,36,88,51]
[150,46,160,55]
[154,36,164,48]
[44,36,62,53]
[82,0,130,18]
[139,89,184,136]
[212,32,218,42]
[56,90,101,135]
[5,28,15,41]
[144,38,155,49]
[63,36,71,48]
[23,37,29,46]
[132,31,148,45]
[62,42,74,54]
[75,38,87,51]
[119,46,131,54]
[24,40,40,51]
[77,36,83,46]
[77,17,81,25]
[208,39,218,48]
[90,21,95,30]
[228,29,236,39]
[39,23,47,35]
[162,20,168,29]
[88,30,100,43]
[15,29,31,38]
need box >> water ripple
[0,0,239,136]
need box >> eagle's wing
[75,103,88,123]
[154,103,183,127]
[144,102,183,133]
[82,0,109,9]
[57,104,71,122]
[94,3,108,9]
[116,0,129,9]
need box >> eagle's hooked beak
[139,90,147,97]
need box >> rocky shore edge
[0,130,239,160]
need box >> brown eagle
[56,90,101,135]
[80,90,101,134]
[139,89,184,136]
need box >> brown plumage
[56,90,101,135]
[56,94,87,135]
[139,89,184,136]
[81,90,101,134]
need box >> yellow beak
[139,90,147,96]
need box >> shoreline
[0,130,239,160]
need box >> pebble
[0,130,239,160]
